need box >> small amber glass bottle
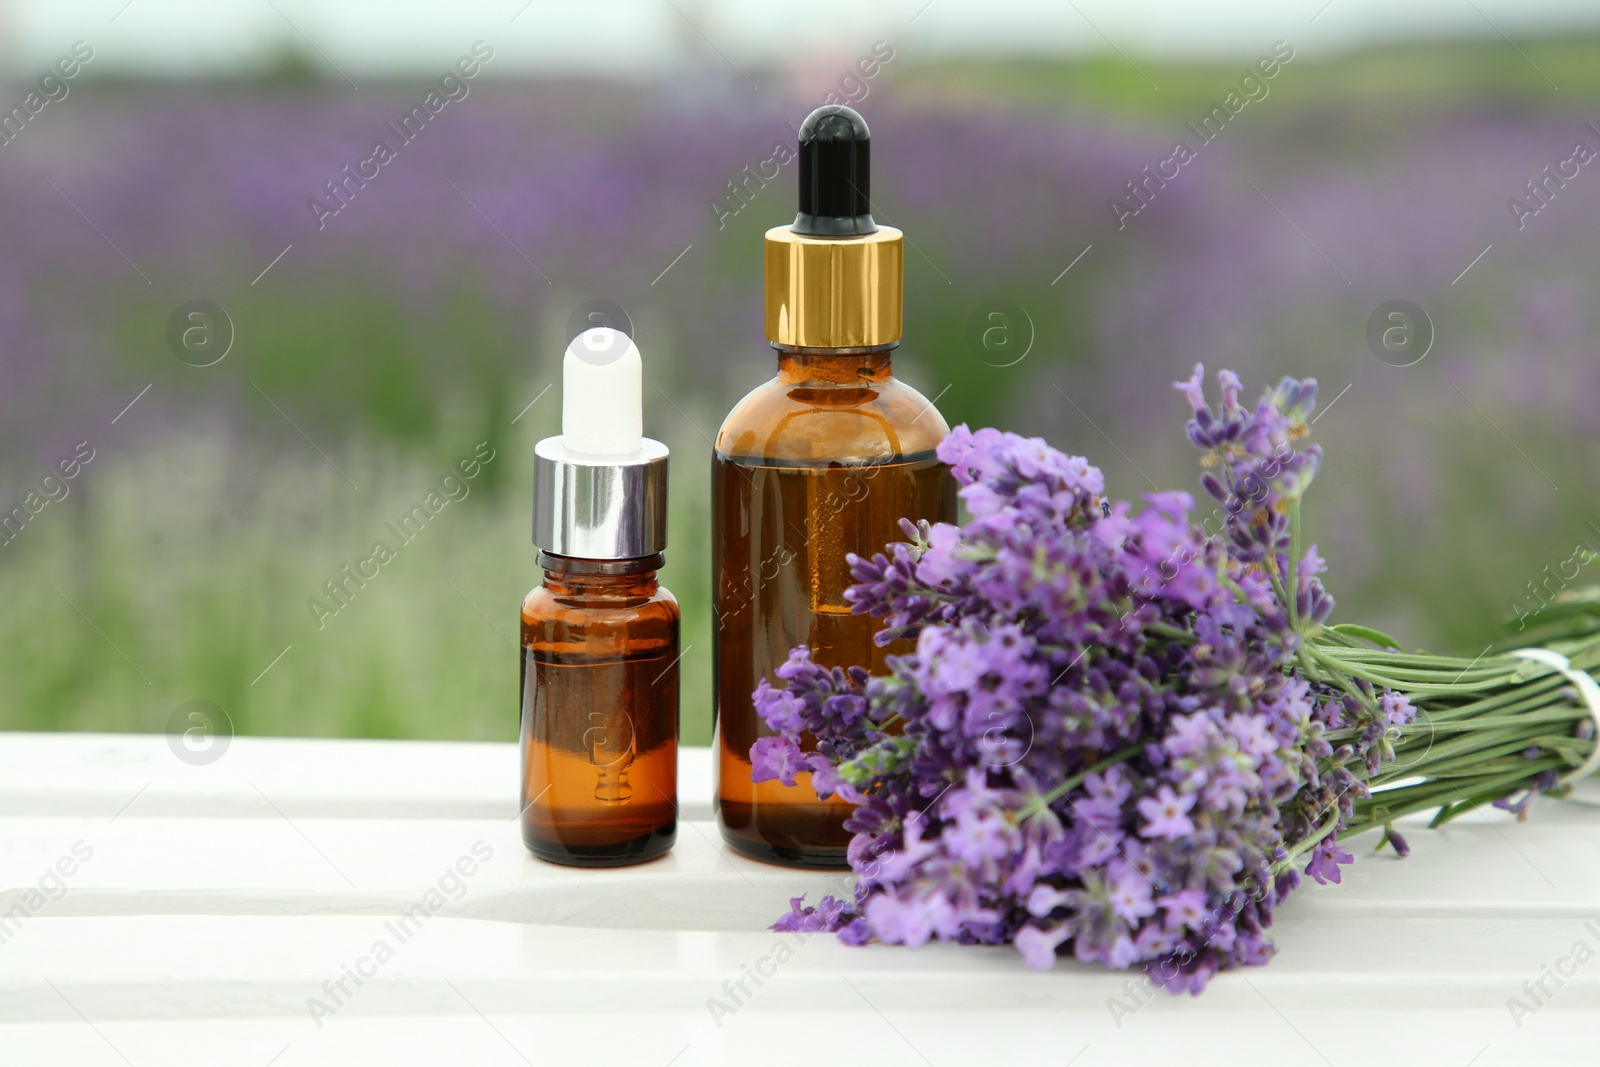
[713,106,957,868]
[521,327,678,867]
[521,551,679,866]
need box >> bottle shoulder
[715,368,950,463]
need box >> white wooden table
[3,732,1598,1066]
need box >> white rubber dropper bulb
[561,327,643,456]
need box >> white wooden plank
[0,732,715,821]
[1,915,1596,1065]
[2,734,1599,1066]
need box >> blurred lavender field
[2,44,1597,744]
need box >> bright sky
[1,0,1596,77]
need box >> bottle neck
[538,551,662,598]
[773,341,897,385]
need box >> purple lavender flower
[750,372,1421,993]
[1137,786,1197,840]
[771,894,851,934]
[749,736,807,788]
[1304,840,1356,885]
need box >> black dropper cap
[793,105,878,237]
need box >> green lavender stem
[1282,493,1600,840]
[1335,635,1599,834]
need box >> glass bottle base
[522,824,675,868]
[719,827,850,870]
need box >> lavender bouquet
[750,366,1600,992]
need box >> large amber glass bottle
[712,106,956,867]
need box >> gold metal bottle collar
[763,225,903,348]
